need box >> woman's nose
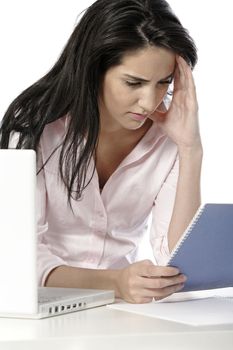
[138,91,159,115]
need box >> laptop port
[73,304,77,308]
[67,305,71,310]
[55,306,58,313]
[49,307,53,314]
[61,306,65,311]
[78,302,82,307]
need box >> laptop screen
[0,150,38,314]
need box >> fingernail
[182,275,187,281]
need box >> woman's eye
[126,79,173,88]
[159,79,173,85]
[125,81,141,87]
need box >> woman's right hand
[116,259,186,303]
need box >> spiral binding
[169,204,206,262]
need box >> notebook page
[108,297,233,326]
[157,287,233,302]
[108,288,233,326]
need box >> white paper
[108,288,233,326]
[157,287,233,303]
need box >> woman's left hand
[149,55,202,152]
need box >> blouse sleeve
[149,154,179,266]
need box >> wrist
[113,269,123,298]
[178,142,203,160]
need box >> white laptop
[0,149,114,319]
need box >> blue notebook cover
[167,203,233,292]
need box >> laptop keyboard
[38,287,95,304]
[38,288,66,303]
[38,294,61,303]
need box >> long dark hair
[0,0,197,207]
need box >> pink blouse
[11,114,179,286]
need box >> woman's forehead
[110,46,176,80]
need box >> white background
[0,1,232,203]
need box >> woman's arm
[45,261,186,303]
[44,265,119,291]
[167,145,203,252]
[150,55,202,253]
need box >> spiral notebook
[167,203,233,292]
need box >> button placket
[87,190,108,265]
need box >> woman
[0,0,202,303]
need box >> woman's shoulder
[40,113,70,149]
[38,113,71,172]
[7,114,69,149]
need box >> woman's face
[98,45,176,132]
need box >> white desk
[0,304,233,350]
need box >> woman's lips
[129,113,147,121]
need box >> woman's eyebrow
[123,72,174,82]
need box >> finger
[142,283,185,299]
[173,61,182,91]
[154,282,185,297]
[176,55,188,90]
[184,62,198,101]
[141,274,187,290]
[137,297,154,304]
[128,296,154,304]
[178,56,197,98]
[142,265,180,278]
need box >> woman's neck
[98,118,153,145]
